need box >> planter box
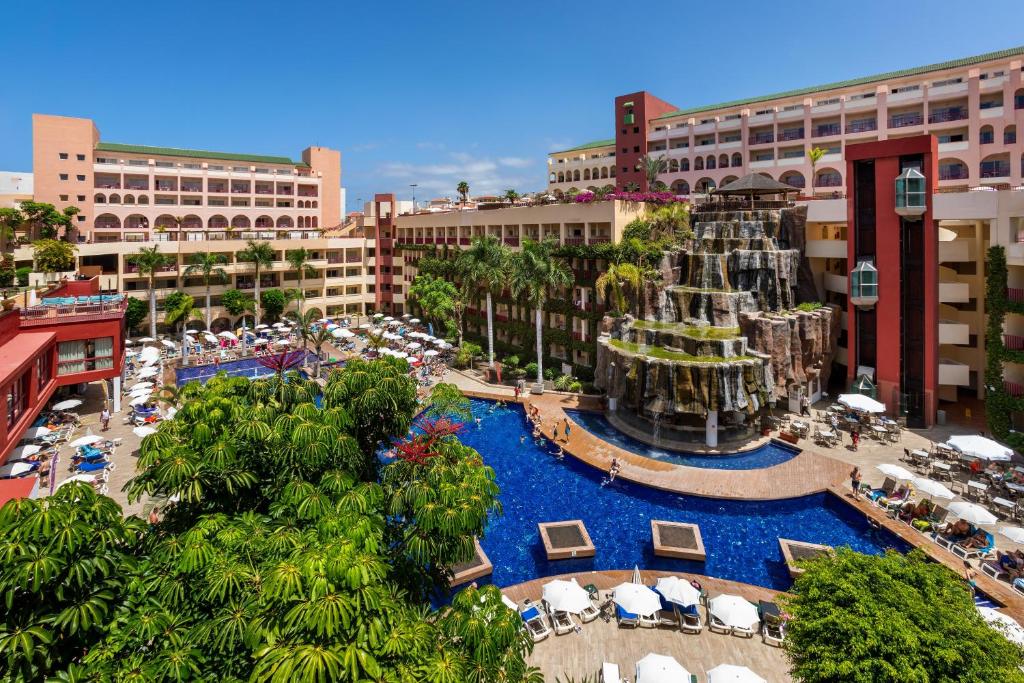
[778,431,800,444]
[652,520,706,561]
[538,520,595,560]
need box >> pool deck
[505,569,792,682]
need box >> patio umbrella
[56,473,98,489]
[337,329,354,338]
[373,313,384,318]
[946,435,1012,462]
[130,388,152,399]
[406,342,421,350]
[218,331,237,339]
[999,526,1024,544]
[51,399,83,411]
[125,349,139,356]
[708,594,760,630]
[272,322,285,328]
[947,501,998,526]
[275,339,291,346]
[359,323,372,329]
[317,318,331,323]
[392,351,409,359]
[541,579,592,613]
[910,477,955,500]
[876,464,916,480]
[432,338,447,346]
[654,576,701,607]
[423,349,439,357]
[401,313,411,318]
[0,462,35,478]
[977,606,1024,646]
[203,333,218,343]
[837,393,886,413]
[409,318,421,324]
[635,653,691,683]
[161,339,176,349]
[125,338,136,345]
[25,426,52,439]
[137,336,155,343]
[253,338,269,345]
[10,444,42,460]
[326,323,339,330]
[137,367,159,378]
[129,395,152,407]
[611,583,661,616]
[129,381,153,391]
[139,347,161,364]
[384,316,394,321]
[706,664,767,683]
[68,434,103,448]
[255,324,269,329]
[133,426,157,438]
[185,329,200,334]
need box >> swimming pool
[565,409,799,470]
[453,400,906,591]
[175,352,315,385]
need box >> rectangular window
[77,215,86,222]
[76,174,85,181]
[6,372,28,431]
[155,161,174,168]
[37,351,52,389]
[127,160,147,166]
[59,152,68,160]
[932,77,963,87]
[76,154,86,161]
[57,337,114,375]
[77,195,85,201]
[59,194,68,201]
[59,173,68,180]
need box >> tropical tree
[307,326,336,377]
[19,201,79,240]
[221,287,254,317]
[641,155,668,191]
[124,297,148,334]
[237,239,275,325]
[0,207,22,253]
[457,235,509,367]
[596,262,642,314]
[287,308,321,353]
[285,248,318,314]
[127,245,174,338]
[623,181,641,193]
[784,548,1024,682]
[260,288,287,323]
[503,188,520,206]
[163,291,195,337]
[808,145,826,180]
[32,238,77,273]
[183,251,227,329]
[456,180,470,205]
[0,484,144,681]
[423,382,472,421]
[508,239,572,390]
[408,273,464,345]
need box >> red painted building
[373,193,397,314]
[0,277,127,500]
[845,135,939,427]
[614,92,678,192]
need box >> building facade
[23,115,377,328]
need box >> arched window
[549,172,556,183]
[694,157,704,171]
[123,194,135,205]
[583,169,591,181]
[731,153,742,168]
[94,194,106,204]
[720,175,738,186]
[592,168,599,179]
[276,216,294,228]
[182,215,202,230]
[255,215,273,228]
[610,167,616,177]
[980,153,1010,179]
[137,195,149,205]
[1015,88,1024,110]
[154,215,176,231]
[695,177,715,193]
[668,159,679,173]
[573,170,580,181]
[124,214,148,231]
[719,154,729,168]
[780,171,805,188]
[671,180,690,195]
[706,156,716,170]
[231,215,251,229]
[94,213,120,230]
[1005,125,1017,145]
[814,168,842,188]
[681,158,690,172]
[938,158,968,181]
[600,167,608,179]
[108,194,121,204]
[209,215,228,229]
[557,172,565,183]
[312,201,317,208]
[980,125,995,145]
[312,217,318,228]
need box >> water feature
[448,400,907,591]
[595,203,838,446]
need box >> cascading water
[594,203,837,448]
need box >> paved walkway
[506,569,791,682]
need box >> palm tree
[127,245,172,338]
[285,248,318,314]
[237,240,275,326]
[307,327,335,378]
[642,154,668,191]
[508,239,572,391]
[595,262,642,314]
[808,146,826,188]
[184,252,227,330]
[456,236,509,368]
[502,188,520,206]
[456,181,470,206]
[164,293,195,364]
[286,308,321,353]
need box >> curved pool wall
[448,400,907,591]
[565,409,798,470]
[175,352,315,386]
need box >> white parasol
[10,444,42,460]
[129,381,153,391]
[947,501,998,526]
[541,579,593,614]
[706,664,767,683]
[945,435,1013,462]
[25,426,52,439]
[51,399,83,411]
[133,426,157,438]
[977,606,1024,647]
[218,331,237,339]
[161,339,176,349]
[837,393,886,413]
[611,583,661,615]
[137,336,155,343]
[876,464,916,480]
[129,395,152,407]
[137,367,159,378]
[68,434,104,448]
[654,576,701,607]
[708,594,760,630]
[0,462,35,478]
[635,653,691,683]
[910,477,955,499]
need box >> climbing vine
[985,245,1024,449]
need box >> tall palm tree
[808,146,826,188]
[456,236,509,368]
[508,239,572,391]
[642,154,668,191]
[456,181,470,206]
[183,252,227,330]
[502,189,520,206]
[307,327,335,378]
[237,240,275,326]
[127,245,172,338]
[285,248,318,314]
[595,262,642,314]
[286,308,321,353]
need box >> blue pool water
[565,409,799,470]
[175,352,315,385]
[453,400,907,590]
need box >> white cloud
[499,157,532,168]
[373,150,542,196]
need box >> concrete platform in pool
[523,393,849,501]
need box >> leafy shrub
[513,368,527,380]
[503,354,520,368]
[568,380,582,393]
[524,362,538,377]
[554,375,573,391]
[544,367,556,381]
[15,266,31,287]
[581,382,599,394]
[794,301,823,312]
[454,341,481,369]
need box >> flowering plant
[574,191,686,205]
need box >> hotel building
[20,115,378,329]
[391,46,1024,424]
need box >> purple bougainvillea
[573,191,686,205]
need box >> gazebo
[715,173,801,202]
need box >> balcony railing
[20,299,128,327]
[939,166,969,181]
[845,119,877,133]
[563,237,585,246]
[778,128,804,141]
[588,236,611,244]
[459,237,470,245]
[1005,381,1024,398]
[815,175,843,188]
[981,162,1011,178]
[1008,288,1024,303]
[813,124,841,138]
[1004,334,1024,351]
[928,108,968,124]
[748,133,774,145]
[889,113,923,128]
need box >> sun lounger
[867,477,897,503]
[74,459,112,473]
[519,605,551,642]
[651,589,679,629]
[953,532,995,560]
[981,559,1010,581]
[544,602,576,635]
[614,603,639,628]
[708,612,732,635]
[600,663,621,683]
[679,604,703,634]
[760,600,785,646]
[933,532,961,551]
[571,579,600,623]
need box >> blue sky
[1,1,1022,213]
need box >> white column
[112,376,121,413]
[705,410,718,448]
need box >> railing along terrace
[20,298,128,326]
[1004,335,1024,351]
[928,108,968,123]
[691,198,795,212]
[1008,288,1024,303]
[1005,381,1024,398]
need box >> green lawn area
[630,320,740,340]
[608,338,754,365]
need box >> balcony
[812,124,841,138]
[845,119,877,134]
[823,272,847,293]
[938,240,970,262]
[588,236,611,244]
[1004,334,1024,351]
[939,321,970,345]
[1005,381,1024,398]
[889,112,923,128]
[938,281,970,303]
[1009,288,1024,304]
[748,132,774,145]
[563,237,585,246]
[928,108,968,124]
[939,166,969,181]
[503,237,520,247]
[805,239,847,258]
[980,161,1011,179]
[20,298,128,327]
[938,359,970,386]
[778,128,804,142]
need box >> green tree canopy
[408,273,463,342]
[125,297,148,333]
[784,548,1024,682]
[260,288,287,322]
[221,288,255,317]
[19,201,79,240]
[32,238,77,272]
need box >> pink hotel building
[22,115,380,328]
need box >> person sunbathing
[998,550,1024,580]
[960,528,989,549]
[899,500,931,523]
[941,519,971,540]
